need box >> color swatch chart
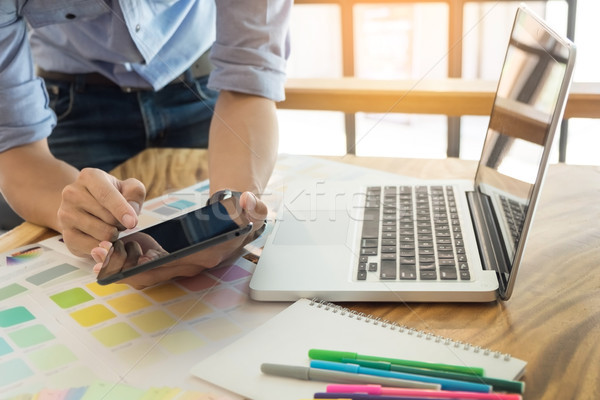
[0,178,288,398]
[0,239,287,398]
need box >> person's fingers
[80,169,140,229]
[119,178,146,216]
[97,241,123,278]
[60,182,123,229]
[122,241,143,271]
[240,191,268,223]
[91,246,109,264]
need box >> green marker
[308,349,485,377]
[340,358,524,394]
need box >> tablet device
[96,195,252,285]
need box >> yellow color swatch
[130,310,176,333]
[143,284,187,302]
[159,330,204,355]
[166,299,212,321]
[85,281,128,297]
[70,304,116,327]
[107,293,152,314]
[116,341,166,369]
[92,322,140,347]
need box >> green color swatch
[0,306,35,328]
[92,322,140,347]
[50,287,94,309]
[26,263,78,286]
[0,283,27,301]
[8,324,55,348]
[28,343,77,371]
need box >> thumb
[240,191,268,224]
[119,178,146,216]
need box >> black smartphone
[96,196,252,285]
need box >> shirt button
[135,24,141,32]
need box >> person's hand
[58,168,146,257]
[90,191,268,289]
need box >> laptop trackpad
[273,210,350,246]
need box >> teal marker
[309,349,485,377]
[340,358,524,394]
[310,360,491,393]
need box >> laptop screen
[473,8,574,268]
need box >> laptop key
[380,260,397,279]
[420,270,437,280]
[400,265,417,280]
[361,222,379,239]
[361,238,378,248]
[440,268,458,280]
[360,248,377,256]
[419,256,435,264]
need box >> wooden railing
[280,78,600,119]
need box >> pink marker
[326,384,522,400]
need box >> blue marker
[310,360,492,393]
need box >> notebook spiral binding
[309,298,511,361]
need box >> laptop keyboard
[357,185,470,281]
[499,195,527,247]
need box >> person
[0,1,292,287]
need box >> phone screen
[96,196,252,285]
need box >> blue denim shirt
[0,0,291,153]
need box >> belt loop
[74,74,86,93]
[184,68,195,86]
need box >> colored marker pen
[309,349,485,376]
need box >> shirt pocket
[22,0,109,28]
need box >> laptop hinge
[466,191,510,293]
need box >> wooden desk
[324,155,600,400]
[1,149,598,399]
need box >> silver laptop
[250,6,576,302]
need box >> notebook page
[190,298,526,400]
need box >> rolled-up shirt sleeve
[0,11,56,153]
[209,0,292,102]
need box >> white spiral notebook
[190,298,526,400]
